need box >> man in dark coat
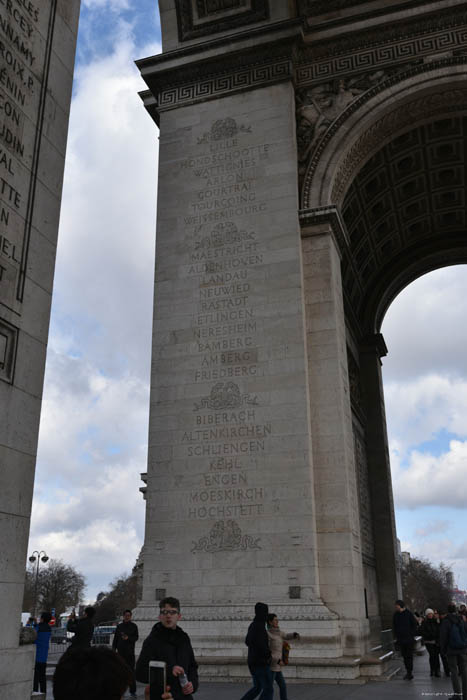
[113,609,139,698]
[135,596,198,699]
[392,599,418,680]
[440,603,467,700]
[67,606,96,649]
[240,602,273,700]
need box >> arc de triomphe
[134,0,467,679]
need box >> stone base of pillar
[0,645,34,700]
[133,601,344,661]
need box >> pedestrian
[33,611,52,695]
[266,613,299,700]
[392,599,418,680]
[240,602,273,700]
[113,609,139,699]
[53,646,173,700]
[440,603,467,700]
[135,596,198,699]
[420,608,441,676]
[67,606,96,649]
[437,609,452,676]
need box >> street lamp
[29,550,49,618]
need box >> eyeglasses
[160,609,179,616]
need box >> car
[92,626,117,645]
[50,628,69,644]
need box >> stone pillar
[359,334,401,629]
[135,25,343,661]
[0,2,80,698]
[300,211,368,655]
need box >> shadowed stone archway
[135,0,467,679]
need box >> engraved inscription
[171,119,273,541]
[0,0,48,311]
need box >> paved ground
[44,649,456,699]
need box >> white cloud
[30,19,161,600]
[415,520,450,538]
[384,373,467,451]
[391,439,467,509]
[381,266,467,382]
[82,0,130,10]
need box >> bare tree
[402,556,452,613]
[23,559,86,618]
[93,572,138,624]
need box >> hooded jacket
[440,612,467,656]
[245,602,271,670]
[34,621,51,663]
[135,622,198,700]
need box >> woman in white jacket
[266,614,300,700]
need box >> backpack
[449,619,467,649]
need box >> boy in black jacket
[240,602,273,700]
[112,609,139,698]
[135,596,198,699]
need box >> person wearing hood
[440,603,467,700]
[420,608,441,676]
[135,596,198,699]
[240,602,273,700]
[33,611,52,694]
[267,613,300,700]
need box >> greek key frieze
[297,27,467,86]
[158,60,292,111]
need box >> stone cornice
[299,206,350,259]
[297,5,467,85]
[137,20,302,120]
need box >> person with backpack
[440,603,467,700]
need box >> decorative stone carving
[198,117,251,144]
[332,84,467,204]
[191,519,261,552]
[194,221,255,249]
[296,65,416,181]
[301,58,467,208]
[347,349,362,413]
[175,0,269,41]
[194,381,258,411]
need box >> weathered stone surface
[137,0,467,677]
[0,1,80,697]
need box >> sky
[27,1,467,603]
